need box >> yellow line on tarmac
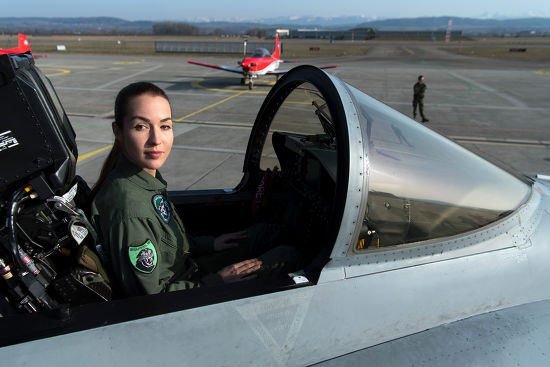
[77,144,113,162]
[180,79,311,123]
[534,70,550,76]
[287,101,311,105]
[42,68,71,77]
[403,47,415,55]
[175,91,247,122]
[191,79,273,94]
[114,59,145,65]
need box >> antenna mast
[445,18,453,42]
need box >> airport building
[374,30,464,40]
[288,29,375,40]
[271,28,463,41]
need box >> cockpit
[0,55,532,328]
[348,83,530,250]
[242,65,531,260]
[250,48,271,58]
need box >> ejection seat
[0,52,113,314]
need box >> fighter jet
[1,51,550,366]
[187,35,339,89]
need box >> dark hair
[418,75,424,81]
[90,82,170,199]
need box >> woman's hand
[213,230,247,251]
[217,259,262,283]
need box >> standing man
[413,75,429,122]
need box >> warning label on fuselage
[0,130,19,152]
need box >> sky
[4,0,550,21]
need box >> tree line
[2,21,274,37]
[153,22,265,37]
[153,22,200,35]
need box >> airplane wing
[266,64,340,75]
[314,299,550,366]
[187,59,243,74]
[265,69,289,75]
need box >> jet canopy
[250,48,271,58]
[244,65,531,258]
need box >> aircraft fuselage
[242,57,282,78]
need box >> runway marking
[446,71,526,107]
[403,47,415,55]
[42,68,71,77]
[93,64,163,90]
[77,144,113,163]
[534,70,550,76]
[177,80,309,122]
[191,79,273,94]
[114,59,145,65]
[175,91,247,121]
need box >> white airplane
[1,51,550,366]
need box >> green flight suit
[91,155,220,296]
[91,155,299,296]
[413,81,427,121]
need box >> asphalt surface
[33,43,550,191]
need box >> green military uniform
[91,155,298,296]
[413,81,428,122]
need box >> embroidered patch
[152,194,171,223]
[128,240,157,273]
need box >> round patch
[152,194,171,223]
[128,240,157,273]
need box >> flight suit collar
[115,154,167,191]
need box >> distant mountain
[1,16,549,35]
[356,16,550,34]
[186,21,267,33]
[257,16,376,28]
[0,17,155,34]
[0,16,375,34]
[178,15,377,29]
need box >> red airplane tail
[0,33,32,55]
[17,34,31,53]
[272,35,280,60]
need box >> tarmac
[33,43,550,191]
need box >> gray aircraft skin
[1,61,550,366]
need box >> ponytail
[90,140,121,200]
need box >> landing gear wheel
[240,78,245,85]
[248,80,253,90]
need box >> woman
[90,82,298,296]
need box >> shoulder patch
[152,194,171,223]
[128,240,157,273]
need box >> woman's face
[114,93,173,176]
